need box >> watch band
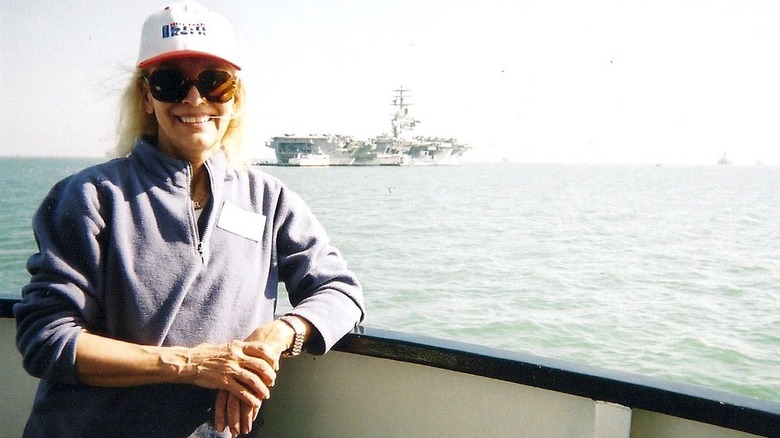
[280,315,305,357]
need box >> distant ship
[267,87,470,166]
[717,153,733,165]
[287,149,330,167]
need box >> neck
[190,161,207,179]
[155,136,219,169]
[190,162,211,208]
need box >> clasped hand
[206,320,293,437]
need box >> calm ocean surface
[1,157,779,402]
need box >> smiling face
[143,57,237,163]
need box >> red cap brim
[137,50,241,70]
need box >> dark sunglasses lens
[148,69,188,103]
[197,70,235,103]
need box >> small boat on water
[1,297,778,437]
[718,153,733,165]
[374,152,410,166]
[287,150,330,167]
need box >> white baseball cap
[137,1,242,70]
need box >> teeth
[179,115,211,123]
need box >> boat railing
[1,297,778,437]
[332,326,780,437]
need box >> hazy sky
[2,0,780,164]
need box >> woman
[14,2,365,437]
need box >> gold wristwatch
[280,315,305,357]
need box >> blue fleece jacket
[14,139,365,437]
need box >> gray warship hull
[268,88,470,166]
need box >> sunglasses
[146,69,236,103]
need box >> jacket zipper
[188,162,204,261]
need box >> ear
[230,83,241,117]
[142,84,155,115]
[144,96,155,115]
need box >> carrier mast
[390,87,419,140]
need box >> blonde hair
[113,68,249,169]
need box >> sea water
[1,157,778,402]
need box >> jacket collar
[130,138,230,193]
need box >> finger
[241,399,259,435]
[240,355,278,388]
[228,392,241,437]
[222,357,275,399]
[214,389,229,433]
[213,357,271,404]
[191,343,274,402]
[229,341,279,386]
[241,350,279,386]
[243,343,282,371]
[223,378,266,410]
[252,403,260,423]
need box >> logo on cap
[161,22,207,38]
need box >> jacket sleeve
[274,186,365,355]
[14,176,107,384]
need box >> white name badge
[217,200,265,242]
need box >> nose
[181,85,206,106]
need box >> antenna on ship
[390,86,419,139]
